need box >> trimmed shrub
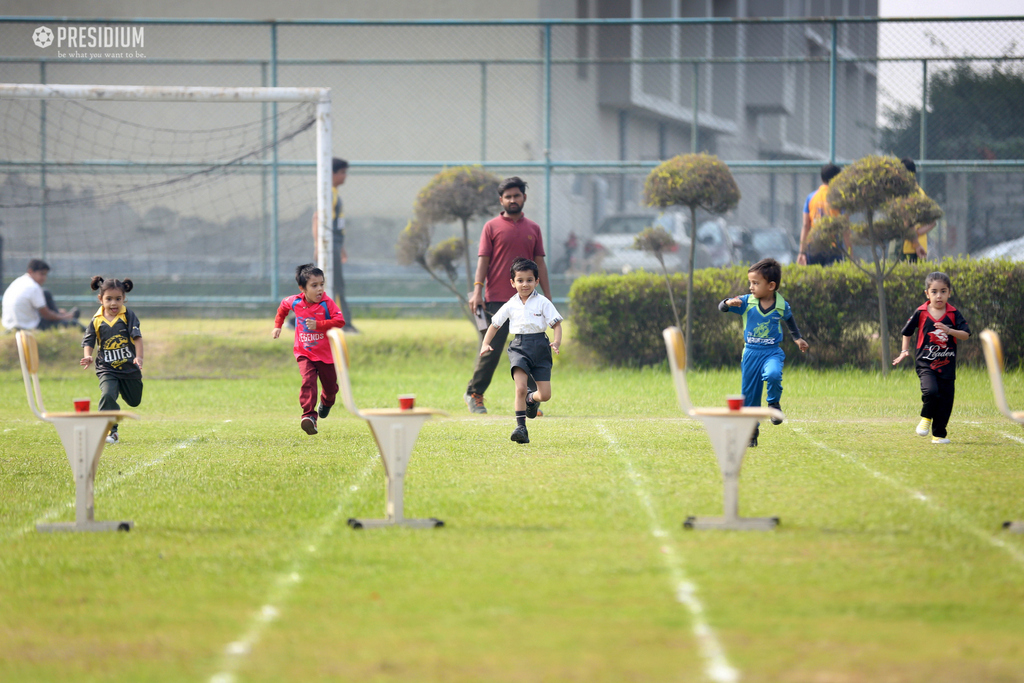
[568,258,1024,369]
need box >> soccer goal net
[0,83,334,305]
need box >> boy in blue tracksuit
[719,258,809,447]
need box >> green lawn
[1,319,1023,682]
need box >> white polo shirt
[490,289,562,334]
[1,273,46,330]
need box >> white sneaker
[105,432,119,444]
[916,417,932,437]
[931,437,951,444]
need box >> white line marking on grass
[597,422,739,683]
[207,455,378,683]
[793,429,1024,566]
[1001,432,1024,446]
[4,432,207,541]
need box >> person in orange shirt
[798,163,850,266]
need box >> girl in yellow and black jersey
[80,276,143,444]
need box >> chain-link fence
[1,16,1022,312]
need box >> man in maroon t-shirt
[464,177,551,414]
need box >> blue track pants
[740,346,785,407]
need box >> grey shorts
[507,332,553,382]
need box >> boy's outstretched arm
[550,320,562,354]
[719,297,742,312]
[785,315,809,352]
[272,299,290,338]
[479,323,499,356]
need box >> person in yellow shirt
[899,158,938,263]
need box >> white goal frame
[0,82,335,296]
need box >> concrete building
[0,1,878,275]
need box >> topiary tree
[633,226,681,330]
[396,220,475,326]
[413,166,501,296]
[809,155,942,374]
[644,153,740,366]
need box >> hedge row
[568,258,1024,368]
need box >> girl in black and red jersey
[892,271,971,444]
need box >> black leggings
[919,370,955,438]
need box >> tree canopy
[644,153,740,213]
[414,166,500,225]
[881,62,1024,160]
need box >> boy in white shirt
[480,258,563,444]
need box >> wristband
[474,281,484,286]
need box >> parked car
[975,235,1024,261]
[586,211,734,274]
[728,225,799,265]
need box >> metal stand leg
[684,417,779,531]
[348,416,442,529]
[37,418,133,533]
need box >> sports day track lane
[790,424,1024,566]
[598,421,739,683]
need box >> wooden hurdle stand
[662,326,784,530]
[327,329,446,529]
[980,329,1024,534]
[15,331,138,532]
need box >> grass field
[2,319,1023,683]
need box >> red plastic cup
[73,398,90,413]
[399,394,416,410]
[726,395,744,411]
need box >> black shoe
[768,402,783,425]
[749,424,759,448]
[343,324,360,334]
[301,416,318,435]
[525,396,539,419]
[510,425,530,444]
[317,403,331,419]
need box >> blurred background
[1,1,1022,315]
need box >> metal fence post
[480,61,487,162]
[39,60,47,260]
[270,22,280,302]
[543,23,552,255]
[919,59,928,193]
[261,61,269,281]
[691,62,699,154]
[829,20,837,164]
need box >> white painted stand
[663,327,783,531]
[685,413,780,531]
[328,329,446,529]
[16,331,138,533]
[980,329,1024,534]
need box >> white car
[586,211,731,274]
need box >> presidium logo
[32,26,54,48]
[32,25,145,49]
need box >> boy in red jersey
[273,264,346,435]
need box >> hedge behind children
[80,276,143,445]
[273,264,346,435]
[718,258,809,447]
[892,271,971,444]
